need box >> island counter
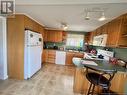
[73,58,127,94]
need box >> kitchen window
[66,34,84,47]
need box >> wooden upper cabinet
[49,30,55,42]
[85,31,96,45]
[117,15,127,47]
[44,29,48,42]
[96,28,102,36]
[32,22,38,32]
[101,24,109,34]
[24,15,41,33]
[44,29,63,42]
[62,31,67,41]
[107,19,122,47]
[88,13,127,47]
[55,30,63,42]
[24,16,33,30]
[38,24,44,37]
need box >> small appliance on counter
[116,59,127,68]
[53,46,58,50]
[90,49,97,54]
[43,42,47,49]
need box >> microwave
[93,34,107,46]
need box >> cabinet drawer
[74,53,84,58]
[47,59,55,63]
[48,56,55,59]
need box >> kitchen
[0,0,127,95]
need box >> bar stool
[85,68,117,95]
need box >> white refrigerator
[24,30,43,79]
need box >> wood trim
[7,15,25,80]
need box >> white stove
[84,49,114,61]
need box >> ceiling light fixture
[63,25,68,30]
[84,8,106,21]
[98,12,106,21]
[61,22,68,30]
[85,11,90,20]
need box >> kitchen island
[73,58,127,94]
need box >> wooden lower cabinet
[42,50,56,63]
[66,52,75,65]
[73,67,127,94]
[42,50,48,63]
[66,52,84,66]
[43,50,84,65]
[74,52,84,58]
[73,67,101,94]
[73,67,89,94]
[110,72,127,94]
[47,50,56,63]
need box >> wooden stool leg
[87,83,92,95]
[91,84,95,95]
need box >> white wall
[0,17,8,80]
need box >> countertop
[44,48,84,53]
[73,58,127,73]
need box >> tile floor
[0,63,82,95]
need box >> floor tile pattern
[0,63,82,95]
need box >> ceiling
[15,0,127,32]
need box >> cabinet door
[89,31,95,45]
[62,31,67,41]
[110,73,127,93]
[96,28,102,36]
[56,31,63,42]
[65,52,75,65]
[46,30,55,42]
[52,31,57,42]
[48,31,52,42]
[24,16,33,30]
[101,24,108,34]
[86,31,95,45]
[42,50,48,63]
[44,30,48,42]
[38,25,44,37]
[118,15,127,47]
[106,19,121,47]
[73,53,84,58]
[32,21,39,32]
[44,30,63,42]
[47,50,56,63]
